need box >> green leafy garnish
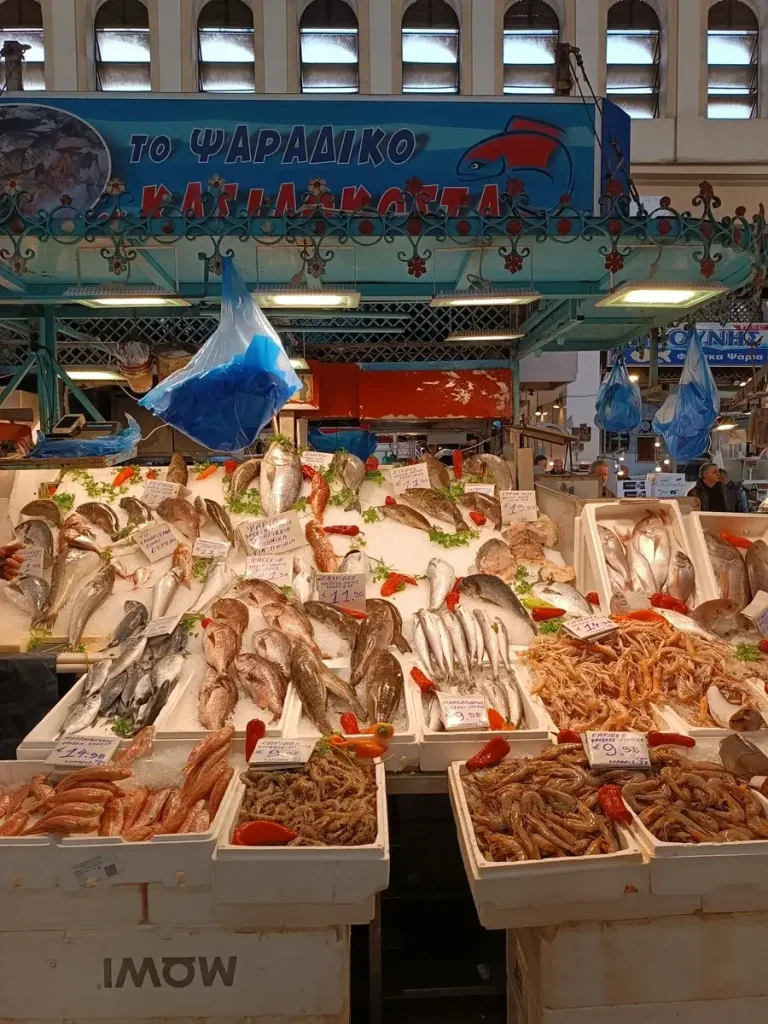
[330,486,355,508]
[181,613,203,634]
[65,468,133,503]
[112,523,135,541]
[279,585,294,596]
[491,621,499,633]
[373,561,395,582]
[193,557,212,582]
[225,488,262,516]
[111,717,135,738]
[362,508,381,524]
[438,481,465,503]
[72,643,86,653]
[538,619,562,635]
[27,626,52,650]
[513,565,532,595]
[356,537,368,547]
[321,466,336,483]
[465,473,487,484]
[365,469,384,485]
[735,642,761,662]
[101,548,112,563]
[428,527,479,548]
[52,491,75,511]
[193,461,212,474]
[293,497,308,512]
[266,433,296,451]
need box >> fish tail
[345,495,362,513]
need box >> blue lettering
[148,135,172,163]
[387,128,416,165]
[337,129,355,165]
[129,134,150,163]
[253,129,281,163]
[225,124,252,164]
[358,127,386,167]
[310,125,336,164]
[282,125,308,164]
[190,127,226,164]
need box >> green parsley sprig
[735,642,761,662]
[225,488,262,516]
[192,557,212,582]
[52,491,75,511]
[428,527,479,548]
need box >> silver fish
[340,549,369,574]
[108,600,148,647]
[34,548,100,629]
[412,615,434,676]
[204,498,235,545]
[598,525,631,590]
[657,608,717,639]
[418,609,448,678]
[329,450,366,512]
[292,561,316,604]
[432,612,455,680]
[260,442,302,516]
[132,566,152,590]
[458,575,535,646]
[666,550,696,604]
[139,678,175,729]
[631,511,671,591]
[746,539,768,604]
[82,659,111,697]
[149,622,188,660]
[531,581,592,618]
[474,609,500,683]
[494,618,511,674]
[505,672,524,728]
[99,671,130,715]
[427,557,455,611]
[151,652,185,689]
[152,569,182,618]
[626,543,656,594]
[188,563,235,615]
[58,690,101,736]
[441,610,471,680]
[76,502,120,537]
[455,605,479,666]
[706,533,750,608]
[119,496,153,526]
[463,454,513,493]
[20,498,61,525]
[68,564,116,648]
[2,575,49,615]
[14,518,54,567]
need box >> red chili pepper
[232,820,297,846]
[586,592,600,606]
[469,511,487,527]
[223,459,238,475]
[445,576,463,612]
[719,530,752,549]
[411,666,437,694]
[323,525,361,536]
[384,495,397,506]
[365,456,379,471]
[301,464,316,480]
[112,467,134,488]
[196,465,217,481]
[761,639,768,655]
[245,718,266,760]
[531,606,565,622]
[597,784,632,825]
[340,712,360,735]
[613,609,666,624]
[338,605,367,620]
[200,616,212,629]
[452,449,463,479]
[360,722,395,741]
[650,593,689,615]
[47,484,57,496]
[487,708,505,730]
[466,736,511,771]
[647,731,695,748]
[147,470,158,480]
[380,573,418,597]
[557,729,581,744]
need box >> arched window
[95,0,150,91]
[198,0,255,92]
[708,0,758,118]
[402,0,459,94]
[300,0,358,93]
[0,0,44,90]
[503,1,559,95]
[606,0,660,118]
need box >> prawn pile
[463,745,631,862]
[238,751,377,847]
[624,747,768,844]
[524,620,762,732]
[0,726,234,841]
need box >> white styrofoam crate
[659,693,768,741]
[448,762,647,928]
[0,761,57,890]
[212,761,388,913]
[0,883,146,930]
[684,510,768,603]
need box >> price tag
[499,490,538,524]
[249,737,316,768]
[562,616,619,641]
[245,554,293,585]
[47,734,120,768]
[437,693,489,732]
[141,480,181,509]
[316,571,367,612]
[240,510,304,554]
[143,614,181,638]
[389,463,432,495]
[72,853,122,889]
[301,451,333,471]
[584,731,650,769]
[192,537,231,559]
[19,546,45,577]
[133,521,179,563]
[464,483,496,497]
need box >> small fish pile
[598,511,695,604]
[463,745,628,861]
[623,747,768,844]
[0,726,234,840]
[236,750,377,847]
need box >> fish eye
[470,161,481,169]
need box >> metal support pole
[37,308,59,432]
[649,328,659,391]
[0,353,35,410]
[511,359,520,425]
[54,365,106,423]
[368,892,382,1024]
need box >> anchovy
[474,608,500,683]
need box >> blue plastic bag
[594,353,642,433]
[308,427,378,463]
[652,330,720,460]
[140,258,300,452]
[28,416,141,460]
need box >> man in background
[549,457,566,475]
[719,469,748,513]
[587,459,616,498]
[533,454,548,476]
[688,462,730,511]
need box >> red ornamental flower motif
[405,177,424,196]
[559,193,571,207]
[657,218,672,236]
[660,196,671,209]
[59,194,72,206]
[314,218,325,235]
[736,205,746,217]
[307,256,326,278]
[506,218,523,236]
[504,252,524,274]
[105,177,125,196]
[407,255,427,278]
[110,257,125,275]
[358,218,374,236]
[9,217,23,234]
[208,253,223,275]
[604,250,624,273]
[557,218,572,235]
[407,217,422,236]
[700,222,713,239]
[605,179,624,198]
[607,219,622,235]
[307,177,327,196]
[6,178,18,193]
[700,256,715,279]
[456,219,471,236]
[208,174,226,191]
[506,178,525,196]
[162,219,175,234]
[698,180,715,200]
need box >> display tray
[0,761,58,890]
[212,761,389,912]
[684,510,768,604]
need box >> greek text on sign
[316,571,367,612]
[584,731,650,769]
[437,693,488,732]
[563,616,618,641]
[464,483,496,497]
[245,554,292,585]
[248,738,316,768]
[143,614,181,638]
[192,537,231,559]
[19,546,45,577]
[241,510,304,554]
[47,734,120,768]
[301,451,334,471]
[73,854,122,889]
[499,490,538,524]
[389,463,432,495]
[141,480,181,509]
[134,521,179,562]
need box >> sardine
[378,504,432,534]
[188,563,235,615]
[317,661,367,722]
[476,538,517,581]
[260,442,302,516]
[119,496,153,526]
[598,526,632,590]
[34,548,100,629]
[705,533,750,608]
[2,575,49,615]
[351,602,394,684]
[494,618,511,674]
[291,642,333,734]
[204,621,240,673]
[166,453,188,486]
[457,492,502,528]
[366,598,411,654]
[458,575,535,645]
[746,539,768,604]
[152,568,182,618]
[340,549,369,574]
[441,610,471,679]
[156,497,200,544]
[14,519,54,567]
[427,557,455,611]
[305,519,337,572]
[107,635,148,680]
[251,628,292,677]
[305,601,360,642]
[474,609,500,683]
[234,653,286,723]
[456,605,479,666]
[531,581,592,618]
[76,502,120,537]
[108,600,148,647]
[329,450,366,512]
[402,488,468,533]
[59,691,101,736]
[631,511,671,591]
[412,614,434,675]
[666,550,696,604]
[21,498,62,525]
[204,498,235,545]
[463,454,513,493]
[229,458,261,498]
[363,649,403,723]
[421,452,450,490]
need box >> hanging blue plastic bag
[652,329,719,460]
[140,258,300,452]
[594,352,642,433]
[28,416,141,460]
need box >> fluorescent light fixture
[619,456,625,462]
[715,419,736,431]
[65,285,189,308]
[254,287,360,309]
[290,357,310,371]
[663,458,670,465]
[654,440,661,448]
[534,410,542,417]
[65,368,126,381]
[595,281,728,309]
[628,373,640,383]
[740,380,748,387]
[445,329,525,342]
[430,289,541,308]
[552,402,560,409]
[655,465,662,471]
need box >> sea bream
[462,453,513,493]
[426,557,455,611]
[14,518,54,567]
[260,441,301,516]
[530,581,592,618]
[665,550,696,605]
[458,575,535,645]
[329,450,366,512]
[630,511,672,591]
[2,575,49,616]
[705,533,750,608]
[598,525,631,590]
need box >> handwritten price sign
[143,614,181,638]
[438,694,488,732]
[141,480,181,509]
[389,463,431,495]
[249,738,316,767]
[563,616,618,641]
[499,490,538,524]
[47,735,120,768]
[245,554,293,585]
[316,571,366,612]
[192,537,231,559]
[464,483,496,497]
[241,511,304,554]
[134,521,179,563]
[301,451,334,471]
[584,731,650,769]
[19,546,45,577]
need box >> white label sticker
[499,490,538,524]
[316,571,367,612]
[301,451,334,470]
[47,735,120,768]
[143,614,181,638]
[133,521,179,563]
[72,853,122,889]
[646,473,687,498]
[464,483,496,497]
[563,616,619,641]
[438,693,489,732]
[389,463,432,495]
[584,731,650,769]
[192,537,231,560]
[248,737,316,767]
[240,510,304,554]
[19,546,45,577]
[141,480,181,509]
[245,554,293,585]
